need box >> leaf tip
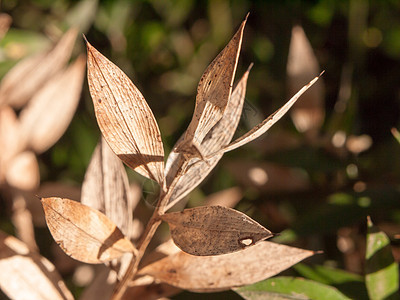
[314,250,324,255]
[82,34,88,45]
[247,62,254,73]
[319,70,326,77]
[245,12,250,22]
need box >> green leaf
[234,276,351,300]
[365,217,399,300]
[294,264,368,299]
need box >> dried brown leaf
[5,151,39,191]
[174,15,247,158]
[41,197,137,264]
[138,241,315,292]
[0,231,74,300]
[160,205,273,256]
[214,73,322,155]
[81,138,134,238]
[19,55,86,154]
[165,66,251,210]
[287,25,325,136]
[85,39,165,187]
[0,28,77,108]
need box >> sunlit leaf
[41,197,137,264]
[174,15,247,159]
[365,216,399,300]
[160,205,273,256]
[138,241,314,291]
[0,231,73,300]
[85,38,165,187]
[234,276,350,300]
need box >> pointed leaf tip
[82,34,88,44]
[175,16,247,158]
[86,42,165,186]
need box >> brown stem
[111,157,188,299]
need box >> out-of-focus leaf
[81,138,134,238]
[0,106,24,182]
[226,160,309,193]
[19,55,85,154]
[294,263,363,285]
[41,197,137,264]
[160,205,272,256]
[0,13,11,40]
[234,276,350,300]
[391,128,400,144]
[138,241,314,292]
[294,264,368,299]
[0,231,74,300]
[85,39,165,187]
[165,66,251,210]
[65,0,98,34]
[365,217,399,300]
[345,134,373,154]
[287,25,325,137]
[174,15,247,159]
[0,28,77,108]
[11,192,38,252]
[5,151,39,191]
[213,73,322,155]
[204,186,242,207]
[79,266,115,300]
[123,282,181,300]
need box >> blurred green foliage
[1,0,400,299]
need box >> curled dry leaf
[174,15,247,159]
[138,241,315,292]
[165,66,252,210]
[19,55,86,154]
[85,38,165,187]
[212,72,323,156]
[41,197,137,264]
[160,205,273,256]
[81,138,134,239]
[0,230,74,300]
[0,28,77,108]
[287,25,325,136]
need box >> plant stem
[111,157,188,299]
